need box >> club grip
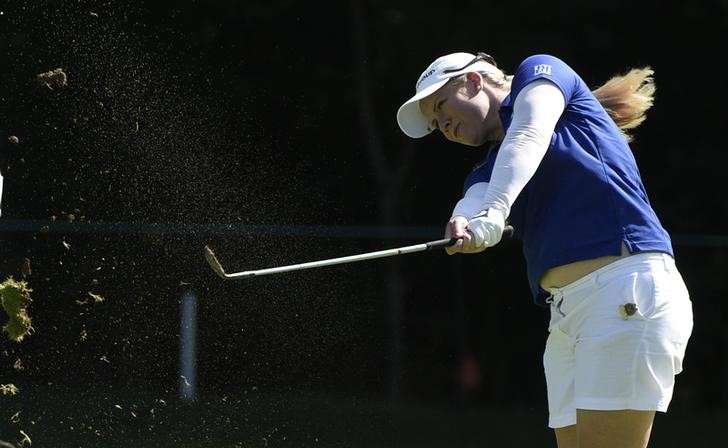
[427,225,515,249]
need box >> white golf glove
[466,208,506,250]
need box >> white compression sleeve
[480,79,566,218]
[451,182,488,220]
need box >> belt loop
[545,289,562,306]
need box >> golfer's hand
[466,208,506,250]
[445,216,478,255]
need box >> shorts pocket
[621,271,656,320]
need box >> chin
[461,139,481,147]
[466,134,488,147]
[456,130,482,147]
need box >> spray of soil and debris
[0,278,33,447]
[0,2,368,446]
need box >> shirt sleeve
[509,54,579,105]
[451,181,488,220]
[454,150,498,219]
[480,79,566,218]
[462,148,498,194]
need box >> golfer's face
[418,78,493,147]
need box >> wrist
[472,208,505,223]
[468,208,506,248]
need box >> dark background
[0,0,726,446]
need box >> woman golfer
[397,52,693,448]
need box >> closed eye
[427,99,446,132]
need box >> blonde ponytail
[592,67,655,142]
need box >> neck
[490,87,509,141]
[493,86,510,108]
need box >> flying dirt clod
[0,383,19,395]
[0,278,34,342]
[36,68,68,90]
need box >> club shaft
[219,225,513,279]
[225,238,453,279]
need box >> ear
[464,72,484,96]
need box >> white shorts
[543,252,693,428]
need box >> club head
[204,245,228,279]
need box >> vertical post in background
[179,289,198,402]
[386,267,404,399]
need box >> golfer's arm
[452,182,489,219]
[480,80,566,218]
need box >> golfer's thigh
[554,425,577,448]
[577,409,655,448]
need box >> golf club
[205,225,514,280]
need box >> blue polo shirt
[463,54,673,306]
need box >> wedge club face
[204,246,228,279]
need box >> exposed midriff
[539,243,631,290]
